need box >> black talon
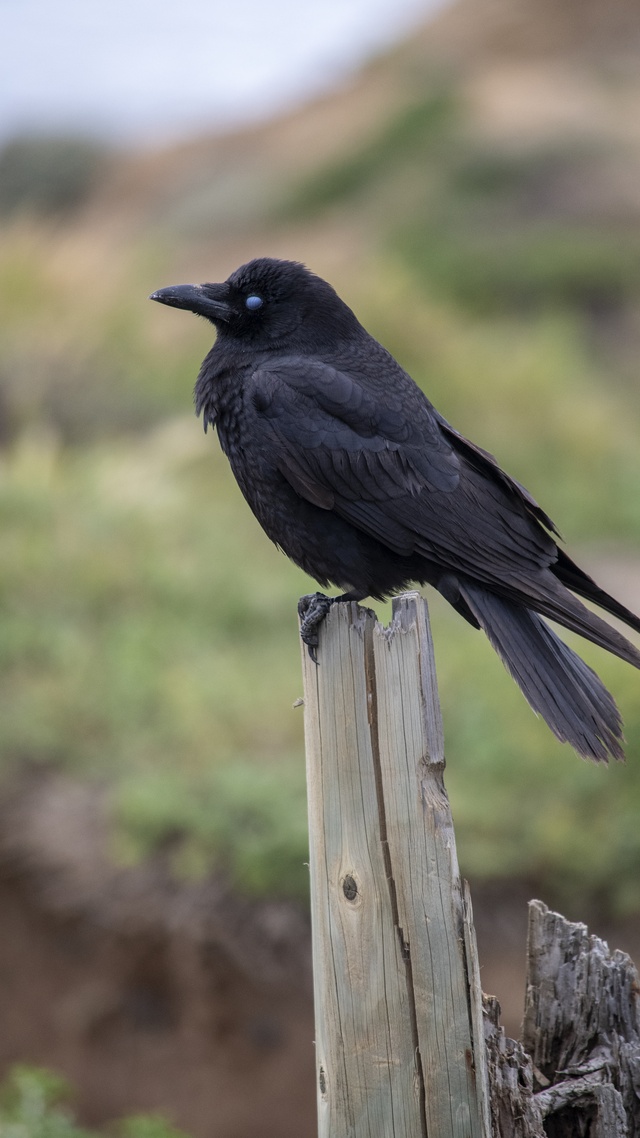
[298,592,335,662]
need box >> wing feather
[249,358,557,585]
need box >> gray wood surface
[301,593,489,1137]
[483,995,545,1138]
[523,899,640,1135]
[299,592,640,1136]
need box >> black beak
[149,282,233,323]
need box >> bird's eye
[245,295,263,311]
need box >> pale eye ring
[245,295,263,311]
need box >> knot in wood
[342,874,358,902]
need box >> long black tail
[458,581,625,762]
[553,549,640,636]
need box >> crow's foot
[298,593,335,663]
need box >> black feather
[457,582,624,762]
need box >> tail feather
[459,582,625,762]
[553,549,640,636]
[521,576,640,671]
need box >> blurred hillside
[3,0,640,914]
[1,1,640,1131]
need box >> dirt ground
[0,774,316,1138]
[0,773,639,1137]
[0,870,316,1138]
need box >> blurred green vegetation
[398,223,640,315]
[284,90,455,218]
[287,95,640,317]
[0,137,111,219]
[0,1065,187,1138]
[1,88,640,919]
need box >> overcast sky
[1,0,447,147]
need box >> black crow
[150,257,640,762]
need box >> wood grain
[301,593,488,1137]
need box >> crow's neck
[193,341,256,431]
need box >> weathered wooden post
[300,591,490,1138]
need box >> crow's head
[150,257,359,348]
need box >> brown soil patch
[0,773,316,1138]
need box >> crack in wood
[363,627,429,1138]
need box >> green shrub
[0,1065,188,1138]
[0,1065,91,1138]
[397,223,640,314]
[284,90,455,217]
[0,136,111,218]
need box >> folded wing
[250,357,557,584]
